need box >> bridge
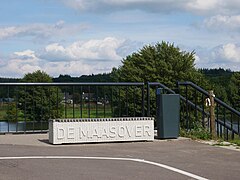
[0,81,240,179]
[0,81,239,141]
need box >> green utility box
[156,89,180,139]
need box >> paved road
[0,134,239,180]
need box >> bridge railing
[0,82,145,134]
[1,81,239,140]
[178,81,240,140]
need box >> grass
[0,103,113,122]
[62,104,113,118]
[180,125,212,140]
[229,139,240,146]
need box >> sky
[0,0,240,78]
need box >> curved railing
[178,81,240,140]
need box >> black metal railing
[178,81,240,140]
[146,82,207,129]
[0,82,145,134]
[1,81,239,140]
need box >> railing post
[209,90,216,139]
[141,84,145,117]
[147,82,150,117]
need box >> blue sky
[1,0,240,77]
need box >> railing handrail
[147,82,209,116]
[0,82,144,86]
[178,81,240,117]
[178,81,209,96]
[148,82,176,94]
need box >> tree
[229,72,240,111]
[18,70,63,121]
[114,41,206,88]
[111,42,207,116]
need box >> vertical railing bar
[111,87,114,117]
[216,103,219,137]
[24,86,27,133]
[220,106,222,138]
[64,91,67,118]
[118,87,121,117]
[189,102,192,130]
[141,84,145,117]
[16,86,19,132]
[96,86,98,118]
[238,116,240,138]
[185,85,189,130]
[147,82,150,117]
[104,87,106,118]
[73,86,75,118]
[133,87,136,117]
[41,87,43,133]
[80,86,83,118]
[32,88,35,132]
[7,86,10,132]
[202,94,205,128]
[194,89,197,123]
[88,86,90,118]
[155,85,160,121]
[224,108,226,140]
[179,87,183,125]
[231,112,234,140]
[56,88,59,118]
[126,86,129,117]
[48,87,50,124]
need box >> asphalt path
[0,134,239,180]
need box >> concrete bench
[49,117,154,144]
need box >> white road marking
[0,156,208,180]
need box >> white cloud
[61,0,240,15]
[0,50,41,77]
[195,43,240,71]
[204,15,240,31]
[219,43,240,62]
[0,37,141,77]
[43,61,93,77]
[0,21,87,40]
[14,50,37,59]
[40,37,125,61]
[186,0,218,11]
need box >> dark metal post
[209,90,216,139]
[202,94,205,128]
[126,87,128,116]
[16,86,19,132]
[224,108,226,140]
[141,85,145,117]
[64,91,67,118]
[185,85,189,130]
[73,86,75,118]
[194,90,198,122]
[216,103,219,137]
[231,113,234,140]
[133,87,136,117]
[96,86,98,118]
[156,88,162,137]
[147,82,150,117]
[7,86,10,132]
[24,86,26,133]
[88,86,90,118]
[56,88,59,117]
[118,88,121,117]
[80,86,83,118]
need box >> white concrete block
[49,117,154,144]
